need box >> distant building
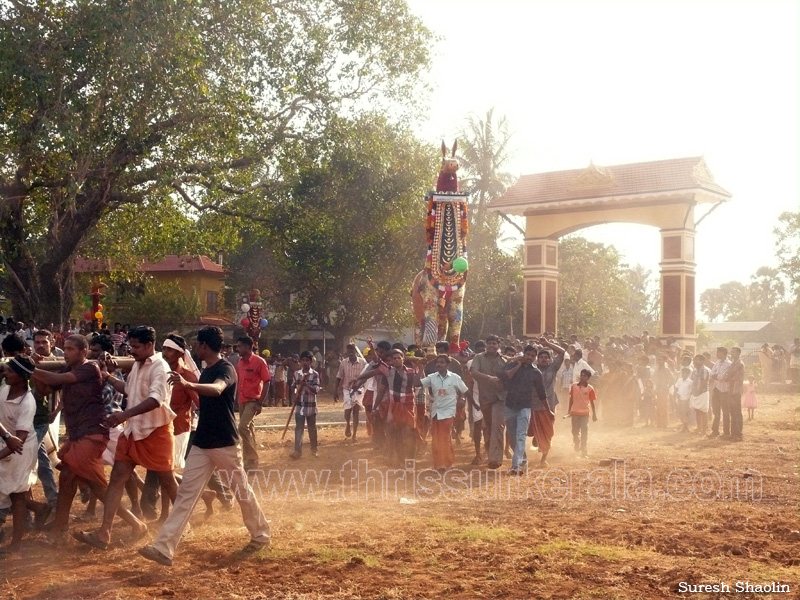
[74,255,234,332]
[702,321,779,349]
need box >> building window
[206,291,219,314]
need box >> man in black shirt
[500,345,548,473]
[139,326,270,566]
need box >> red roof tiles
[75,255,225,276]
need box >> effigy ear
[441,140,447,158]
[451,140,458,157]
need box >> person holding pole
[289,351,320,459]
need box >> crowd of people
[0,318,795,560]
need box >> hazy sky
[406,0,798,302]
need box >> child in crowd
[568,369,597,458]
[742,375,758,420]
[289,351,321,459]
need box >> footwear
[487,461,502,469]
[33,503,52,530]
[42,531,66,546]
[707,432,719,438]
[138,544,173,566]
[506,468,520,476]
[73,530,109,550]
[289,451,301,459]
[129,522,149,543]
[242,539,270,553]
[141,505,158,521]
[345,424,351,438]
[311,450,319,457]
[471,455,483,465]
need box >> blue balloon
[260,318,268,327]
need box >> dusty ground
[2,390,798,599]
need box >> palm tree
[749,266,786,318]
[457,108,518,242]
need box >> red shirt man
[234,336,270,470]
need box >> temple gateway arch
[489,157,731,350]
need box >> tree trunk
[1,186,105,327]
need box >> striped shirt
[293,368,320,416]
[110,332,126,354]
[336,356,367,391]
[377,363,418,404]
[123,352,175,441]
[710,359,732,393]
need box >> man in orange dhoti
[419,355,468,471]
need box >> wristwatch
[1,431,10,441]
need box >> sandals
[72,530,110,550]
[33,503,53,530]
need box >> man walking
[30,330,60,512]
[500,345,548,472]
[139,326,270,566]
[334,344,367,441]
[469,335,507,469]
[75,326,177,549]
[235,336,270,470]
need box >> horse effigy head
[437,140,459,193]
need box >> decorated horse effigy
[411,141,469,353]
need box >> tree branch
[171,181,272,222]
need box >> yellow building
[74,255,233,329]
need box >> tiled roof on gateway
[490,157,731,211]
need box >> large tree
[557,236,630,337]
[224,114,436,347]
[0,0,431,324]
[774,211,800,294]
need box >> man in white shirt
[570,349,595,384]
[419,355,467,471]
[334,344,367,441]
[75,326,177,550]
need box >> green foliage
[774,211,800,294]
[224,113,436,344]
[456,109,522,340]
[557,236,635,337]
[0,0,432,325]
[110,280,200,330]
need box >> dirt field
[2,390,799,599]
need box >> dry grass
[2,391,798,599]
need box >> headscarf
[8,355,35,380]
[162,338,201,379]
